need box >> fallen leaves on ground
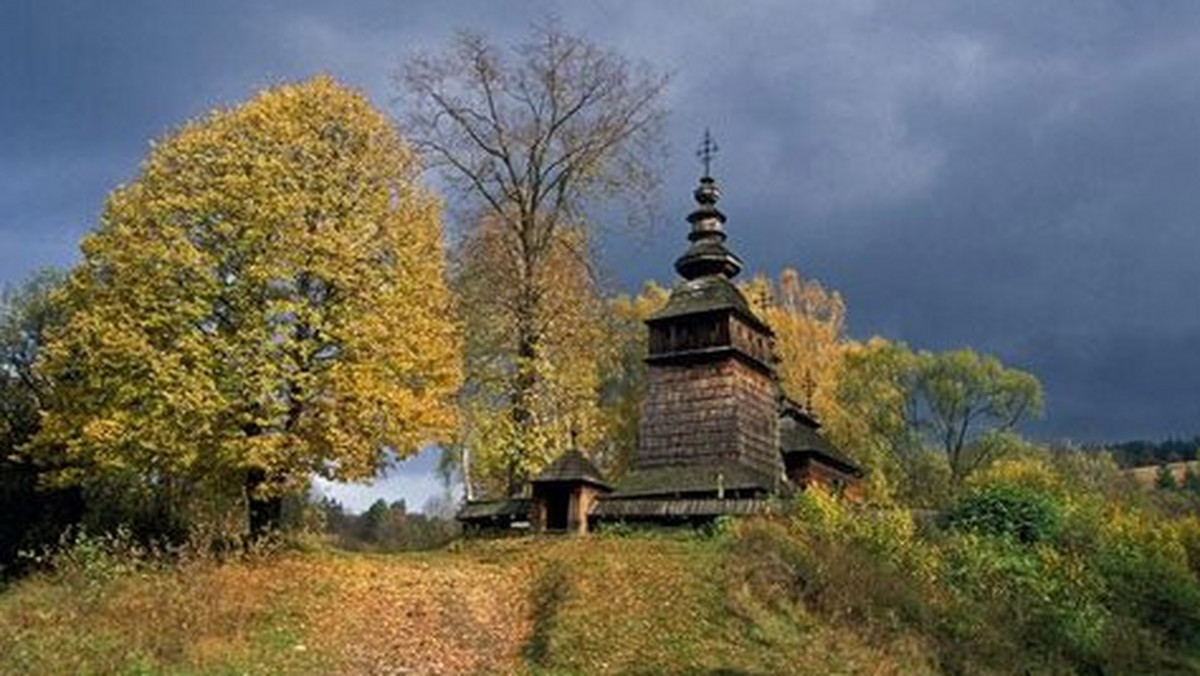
[302,548,534,675]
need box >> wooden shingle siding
[730,358,782,480]
[634,353,782,487]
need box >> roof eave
[782,449,865,477]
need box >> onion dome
[674,175,744,280]
[673,130,744,280]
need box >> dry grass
[515,535,932,675]
[0,545,536,676]
[1126,461,1199,488]
[522,537,730,674]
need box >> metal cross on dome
[697,128,718,178]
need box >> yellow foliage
[595,282,670,476]
[34,76,461,496]
[744,270,905,500]
[454,222,612,494]
[792,488,927,571]
[743,268,846,414]
[1179,516,1200,577]
[1101,507,1193,572]
[968,457,1064,495]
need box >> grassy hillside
[0,535,931,676]
[4,459,1200,676]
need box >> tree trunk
[462,446,475,502]
[507,296,541,497]
[244,467,282,539]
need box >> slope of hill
[0,536,930,675]
[4,479,1199,676]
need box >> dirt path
[301,549,535,675]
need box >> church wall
[636,356,781,482]
[636,361,740,470]
[731,358,782,480]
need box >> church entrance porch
[527,449,612,535]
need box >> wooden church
[459,151,862,534]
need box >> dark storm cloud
[3,0,1198,448]
[615,1,1200,442]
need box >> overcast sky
[5,1,1199,509]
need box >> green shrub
[1093,516,1200,657]
[21,526,153,592]
[1158,463,1180,490]
[726,472,1200,673]
[1181,517,1200,579]
[1186,466,1200,494]
[940,533,1108,669]
[944,484,1062,544]
[734,497,941,638]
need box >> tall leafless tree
[398,21,668,493]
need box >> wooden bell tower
[630,133,783,492]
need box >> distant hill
[1100,437,1199,468]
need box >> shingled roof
[531,449,611,489]
[647,275,770,333]
[610,462,777,498]
[457,498,531,522]
[779,410,864,477]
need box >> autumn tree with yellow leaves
[33,77,461,534]
[450,221,612,497]
[743,269,900,496]
[744,268,847,415]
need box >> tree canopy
[32,77,461,527]
[0,270,78,573]
[914,347,1043,481]
[832,340,1044,496]
[741,269,1044,501]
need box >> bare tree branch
[397,21,667,491]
